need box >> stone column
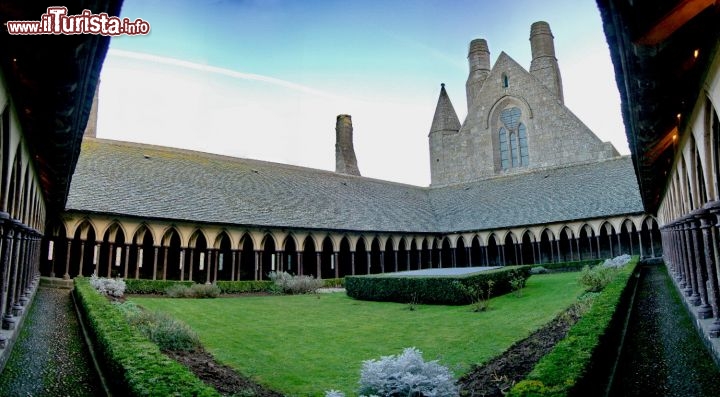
[0,225,13,321]
[93,242,101,276]
[152,246,159,280]
[254,251,260,281]
[206,250,213,284]
[334,252,339,278]
[179,249,186,281]
[595,236,601,259]
[555,240,561,263]
[78,237,86,277]
[3,226,21,328]
[135,247,142,280]
[484,245,489,266]
[8,228,23,317]
[451,249,456,268]
[64,239,72,280]
[366,251,371,274]
[467,247,471,267]
[575,238,581,260]
[394,251,399,272]
[162,247,168,280]
[698,216,720,332]
[680,225,695,297]
[189,249,195,282]
[107,243,114,278]
[316,252,321,278]
[608,234,614,257]
[230,250,236,281]
[351,251,356,275]
[380,251,386,273]
[123,245,130,279]
[689,222,710,315]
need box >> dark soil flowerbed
[165,348,283,397]
[458,306,583,396]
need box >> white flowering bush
[601,254,632,268]
[89,274,126,298]
[360,347,458,396]
[269,271,324,294]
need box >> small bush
[322,278,345,288]
[269,271,324,294]
[127,309,201,352]
[530,266,549,275]
[601,254,632,268]
[458,279,494,312]
[510,272,527,297]
[215,280,273,294]
[89,274,126,298]
[578,265,618,292]
[165,283,221,298]
[358,347,458,396]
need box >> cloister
[49,213,662,283]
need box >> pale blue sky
[99,0,625,186]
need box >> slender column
[394,251,399,272]
[629,231,635,256]
[608,234,613,257]
[190,249,197,282]
[683,224,700,300]
[366,252,371,274]
[214,250,220,283]
[254,251,260,280]
[230,250,236,281]
[681,225,696,297]
[484,245,489,266]
[569,237,574,261]
[651,233,656,257]
[334,252,339,278]
[466,247,471,267]
[689,222,708,311]
[152,246,159,280]
[298,252,303,276]
[179,249,186,281]
[451,249,456,267]
[575,238,581,260]
[206,250,213,284]
[78,238,86,277]
[351,251,356,275]
[638,232,645,258]
[699,216,720,330]
[616,233,622,255]
[162,247,168,280]
[0,226,14,321]
[380,251,386,273]
[316,252,321,278]
[594,236,600,259]
[135,247,142,280]
[554,240,560,263]
[500,245,506,266]
[416,249,422,269]
[107,243,113,278]
[6,228,22,321]
[123,245,130,279]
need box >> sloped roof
[66,138,644,233]
[429,84,461,133]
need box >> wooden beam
[636,0,715,45]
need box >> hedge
[124,279,194,295]
[534,259,601,272]
[215,280,273,294]
[345,266,530,305]
[74,278,219,396]
[322,278,345,288]
[508,257,639,396]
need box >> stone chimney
[529,21,564,103]
[466,38,491,111]
[335,114,361,176]
[84,81,100,138]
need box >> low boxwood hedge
[322,278,344,288]
[74,278,219,396]
[215,280,273,294]
[124,279,194,295]
[508,257,639,396]
[345,266,530,305]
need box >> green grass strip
[74,278,219,396]
[509,257,639,396]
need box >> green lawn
[132,272,584,396]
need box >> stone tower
[335,114,361,176]
[529,21,564,103]
[429,84,461,183]
[466,39,491,111]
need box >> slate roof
[66,138,645,233]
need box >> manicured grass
[132,272,584,396]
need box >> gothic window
[498,107,529,170]
[502,73,509,88]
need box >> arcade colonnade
[0,100,49,340]
[48,212,662,283]
[657,85,720,338]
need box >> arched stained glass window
[498,107,529,170]
[499,127,509,170]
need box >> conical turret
[430,83,461,134]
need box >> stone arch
[98,221,127,278]
[486,233,501,266]
[260,233,277,279]
[338,236,353,276]
[539,228,554,264]
[441,236,452,268]
[397,237,410,271]
[520,230,535,265]
[456,235,468,267]
[320,235,335,279]
[7,146,22,219]
[355,236,369,275]
[598,221,616,259]
[69,219,96,278]
[578,224,595,260]
[558,226,574,262]
[302,235,317,277]
[132,224,155,280]
[282,233,299,275]
[158,226,183,281]
[503,232,518,265]
[384,237,397,272]
[238,233,255,280]
[471,235,482,266]
[370,236,382,274]
[619,219,638,257]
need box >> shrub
[126,309,201,352]
[125,279,193,295]
[322,278,345,288]
[215,280,273,294]
[601,254,632,268]
[89,274,126,298]
[510,272,527,297]
[458,279,494,312]
[345,266,530,305]
[578,265,618,292]
[530,266,549,275]
[191,283,221,298]
[73,278,218,396]
[358,347,458,396]
[166,284,195,298]
[269,271,325,294]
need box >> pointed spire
[430,83,461,134]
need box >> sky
[98,0,627,186]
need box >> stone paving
[0,287,101,396]
[609,264,720,396]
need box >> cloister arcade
[47,212,662,282]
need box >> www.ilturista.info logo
[5,7,150,36]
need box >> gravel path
[609,264,720,396]
[0,287,102,396]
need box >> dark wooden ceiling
[597,0,720,214]
[0,0,122,218]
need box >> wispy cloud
[109,49,343,99]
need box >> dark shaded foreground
[0,287,102,396]
[610,264,720,396]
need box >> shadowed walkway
[610,264,720,396]
[0,287,102,396]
